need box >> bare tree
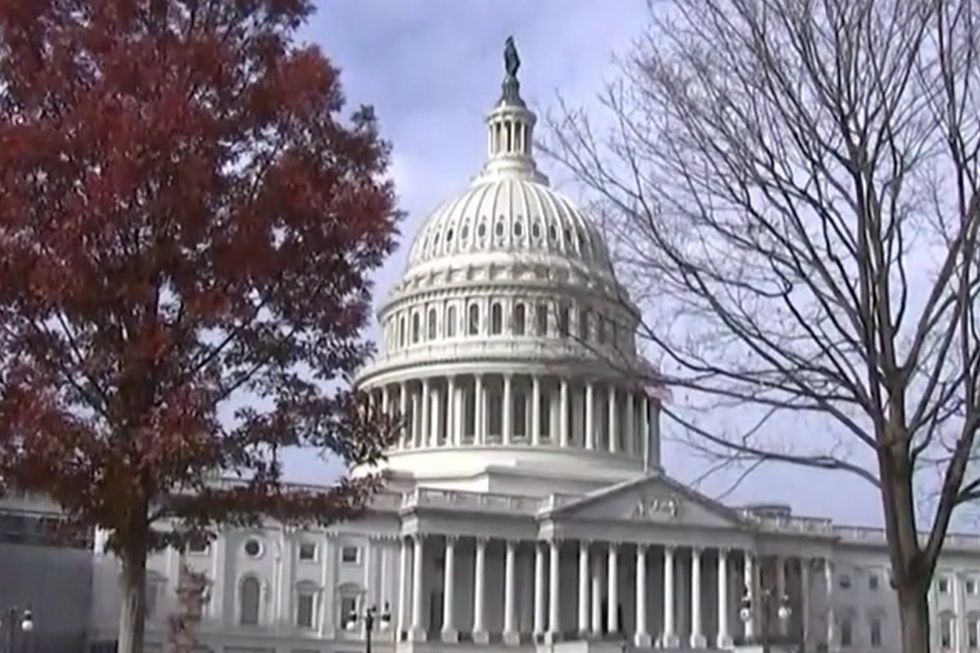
[547,0,980,650]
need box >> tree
[548,0,980,650]
[0,2,398,652]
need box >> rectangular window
[299,542,317,562]
[341,545,359,564]
[340,596,357,627]
[939,577,951,594]
[968,618,978,650]
[297,593,315,629]
[870,617,882,648]
[840,616,853,647]
[535,303,548,336]
[839,574,852,590]
[941,616,954,649]
[968,579,978,596]
[868,574,879,591]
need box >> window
[939,577,951,594]
[340,596,357,628]
[839,574,851,589]
[840,616,853,647]
[427,308,437,340]
[244,538,262,558]
[870,616,882,648]
[341,546,360,564]
[399,316,406,347]
[940,614,954,650]
[868,574,879,591]
[579,308,590,341]
[968,617,979,650]
[513,303,526,336]
[536,303,548,336]
[968,578,978,596]
[446,305,457,337]
[412,313,421,343]
[596,315,606,344]
[557,303,569,338]
[240,576,261,625]
[468,304,480,335]
[299,542,317,562]
[188,538,209,554]
[491,302,503,335]
[296,588,317,629]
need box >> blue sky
[282,0,886,528]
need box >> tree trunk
[117,537,148,653]
[897,582,931,653]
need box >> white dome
[406,177,614,278]
[356,43,662,489]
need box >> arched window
[468,304,480,335]
[491,302,503,335]
[240,576,261,625]
[579,308,590,341]
[536,303,548,336]
[295,581,319,629]
[446,305,457,337]
[513,303,526,335]
[596,314,606,344]
[558,303,570,338]
[399,315,406,347]
[427,308,437,340]
[412,313,421,344]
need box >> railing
[740,510,836,535]
[833,526,980,550]
[401,488,543,514]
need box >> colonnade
[395,534,834,647]
[366,373,658,459]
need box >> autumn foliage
[0,0,398,650]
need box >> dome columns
[361,372,660,469]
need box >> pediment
[548,473,746,530]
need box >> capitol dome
[357,45,662,492]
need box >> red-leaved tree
[0,1,399,651]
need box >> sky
[282,0,890,528]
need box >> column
[409,534,425,641]
[473,538,489,643]
[548,539,561,643]
[320,535,338,638]
[591,554,603,636]
[475,374,485,445]
[504,540,519,645]
[362,537,374,635]
[441,537,458,642]
[743,551,755,641]
[608,386,618,454]
[559,380,569,447]
[420,378,431,447]
[503,374,514,445]
[690,547,705,647]
[776,556,788,637]
[717,549,733,648]
[578,541,590,636]
[824,558,836,648]
[534,543,546,640]
[625,391,635,456]
[381,386,390,417]
[430,385,441,446]
[410,388,420,447]
[397,537,410,638]
[585,382,595,449]
[607,543,619,633]
[399,382,409,449]
[446,375,457,447]
[531,376,542,445]
[634,545,651,647]
[641,395,651,470]
[801,558,810,648]
[663,546,678,647]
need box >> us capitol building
[88,42,980,653]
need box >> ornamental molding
[631,495,681,520]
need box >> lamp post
[345,602,391,653]
[1,607,33,653]
[740,587,790,653]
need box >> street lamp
[1,607,34,653]
[740,586,791,653]
[345,602,391,653]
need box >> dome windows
[447,228,454,242]
[446,305,457,337]
[427,308,437,340]
[461,224,470,240]
[478,223,487,238]
[557,303,570,338]
[495,221,504,237]
[490,302,503,335]
[532,222,542,239]
[514,221,523,238]
[579,308,591,341]
[513,303,526,335]
[535,303,549,336]
[412,313,421,344]
[468,304,480,335]
[548,224,557,241]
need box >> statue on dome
[504,36,520,78]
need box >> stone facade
[87,46,980,653]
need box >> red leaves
[0,0,398,558]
